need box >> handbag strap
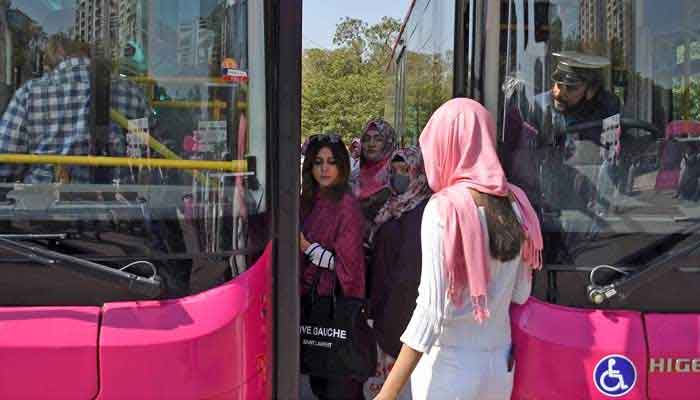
[308,262,340,317]
[309,261,340,297]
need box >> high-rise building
[176,18,215,67]
[115,0,148,74]
[606,0,634,67]
[74,0,115,46]
[118,0,139,50]
[578,0,607,49]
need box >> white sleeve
[304,243,335,270]
[400,199,447,353]
[512,260,532,305]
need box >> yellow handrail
[130,76,233,85]
[152,100,227,109]
[109,109,183,160]
[0,154,246,172]
[109,109,223,183]
[150,101,227,119]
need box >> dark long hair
[301,135,351,214]
[470,190,525,262]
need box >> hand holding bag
[300,266,377,380]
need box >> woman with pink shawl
[375,99,543,400]
[351,118,397,222]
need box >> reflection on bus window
[385,0,456,144]
[498,0,700,273]
[0,33,151,184]
[0,0,267,305]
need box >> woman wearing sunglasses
[300,133,366,400]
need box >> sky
[302,0,410,49]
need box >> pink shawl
[351,118,397,200]
[419,98,543,322]
[356,158,390,200]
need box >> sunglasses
[308,133,342,144]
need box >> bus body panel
[388,1,700,398]
[96,245,271,400]
[0,306,100,399]
[646,314,700,399]
[511,297,647,399]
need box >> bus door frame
[266,0,302,398]
[455,0,487,101]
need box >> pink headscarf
[419,98,543,322]
[351,118,397,200]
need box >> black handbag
[300,267,377,380]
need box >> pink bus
[10,1,700,399]
[387,1,700,399]
[0,1,301,398]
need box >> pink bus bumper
[96,244,272,400]
[511,297,700,400]
[511,297,646,399]
[0,245,272,400]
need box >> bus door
[495,0,700,398]
[0,0,301,398]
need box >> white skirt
[410,346,513,400]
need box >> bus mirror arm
[0,237,162,298]
[587,233,700,305]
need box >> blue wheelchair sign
[593,355,636,397]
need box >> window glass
[391,0,455,144]
[499,0,700,282]
[0,0,267,304]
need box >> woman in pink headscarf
[351,118,397,222]
[375,98,543,400]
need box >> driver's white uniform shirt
[401,198,532,400]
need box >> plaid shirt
[0,57,151,183]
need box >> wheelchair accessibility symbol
[593,355,636,397]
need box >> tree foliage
[302,16,401,141]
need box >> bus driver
[531,51,621,215]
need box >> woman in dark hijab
[367,146,432,398]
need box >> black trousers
[309,375,365,400]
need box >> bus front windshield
[499,0,700,308]
[0,0,267,305]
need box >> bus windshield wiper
[587,219,700,305]
[0,236,162,298]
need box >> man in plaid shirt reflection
[0,34,150,184]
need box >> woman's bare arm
[374,344,422,400]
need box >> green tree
[332,17,367,58]
[302,16,401,141]
[401,50,452,143]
